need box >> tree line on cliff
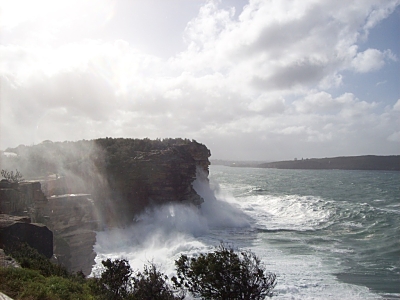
[2,138,198,179]
[1,137,210,225]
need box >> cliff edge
[2,138,211,225]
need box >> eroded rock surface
[0,214,53,258]
[44,194,97,275]
[1,138,212,275]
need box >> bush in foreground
[0,267,93,300]
[1,243,276,299]
[173,244,277,299]
[5,243,69,278]
[131,264,184,300]
[97,258,132,299]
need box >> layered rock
[76,138,212,225]
[44,194,97,275]
[106,145,209,214]
[1,138,212,274]
[0,181,97,275]
[0,180,47,217]
[0,214,53,258]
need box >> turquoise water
[93,165,400,299]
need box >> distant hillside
[257,155,400,171]
[211,159,270,167]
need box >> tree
[173,245,276,300]
[1,169,24,183]
[96,259,183,300]
[99,259,132,300]
[131,263,184,300]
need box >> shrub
[95,259,183,300]
[0,267,44,299]
[5,243,69,278]
[131,263,184,300]
[0,268,94,300]
[1,169,24,183]
[173,245,277,299]
[98,258,132,299]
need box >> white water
[91,167,387,299]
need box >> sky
[1,0,399,161]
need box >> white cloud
[0,0,399,159]
[393,99,400,111]
[351,48,386,73]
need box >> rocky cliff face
[1,138,211,274]
[0,180,47,218]
[0,214,53,258]
[43,194,97,275]
[0,181,97,275]
[100,141,211,223]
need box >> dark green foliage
[5,243,69,277]
[1,169,24,182]
[173,245,277,299]
[0,268,94,300]
[0,267,43,299]
[131,263,184,300]
[2,239,277,299]
[95,259,182,300]
[98,259,132,299]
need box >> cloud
[393,99,400,111]
[1,0,399,159]
[351,48,386,73]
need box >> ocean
[92,165,400,299]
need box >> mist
[92,169,250,278]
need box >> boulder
[0,214,53,258]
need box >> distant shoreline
[211,155,400,171]
[256,155,400,171]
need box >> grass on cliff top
[0,267,95,300]
[1,243,95,300]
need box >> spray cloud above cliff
[1,0,399,160]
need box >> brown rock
[0,214,53,258]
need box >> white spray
[91,168,250,277]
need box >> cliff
[0,214,53,259]
[258,155,400,171]
[43,194,97,275]
[1,138,211,274]
[99,142,210,224]
[2,138,211,225]
[0,180,96,275]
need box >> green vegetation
[97,258,132,299]
[1,244,276,299]
[173,245,276,299]
[4,243,69,278]
[1,244,90,299]
[0,268,94,300]
[131,264,184,300]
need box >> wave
[92,173,251,277]
[233,194,335,231]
